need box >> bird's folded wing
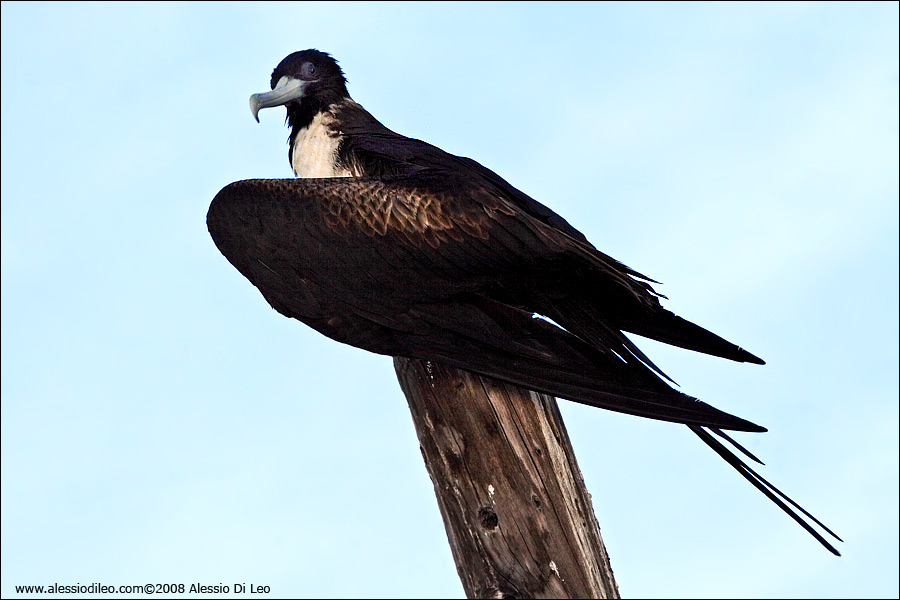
[207,176,764,431]
[208,175,652,306]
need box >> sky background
[2,2,898,598]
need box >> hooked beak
[249,76,306,122]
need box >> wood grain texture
[394,357,619,599]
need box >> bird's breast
[291,111,356,178]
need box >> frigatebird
[207,49,841,555]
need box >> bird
[207,49,841,555]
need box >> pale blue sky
[2,2,898,598]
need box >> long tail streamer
[690,425,843,556]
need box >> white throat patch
[291,112,353,178]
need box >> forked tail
[689,425,843,555]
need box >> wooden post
[394,357,620,599]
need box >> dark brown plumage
[209,174,761,430]
[208,49,841,554]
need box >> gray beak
[249,76,306,122]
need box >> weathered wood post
[394,357,620,599]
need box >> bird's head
[249,49,349,124]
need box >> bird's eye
[301,62,316,79]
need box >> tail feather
[690,426,843,555]
[711,428,765,465]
